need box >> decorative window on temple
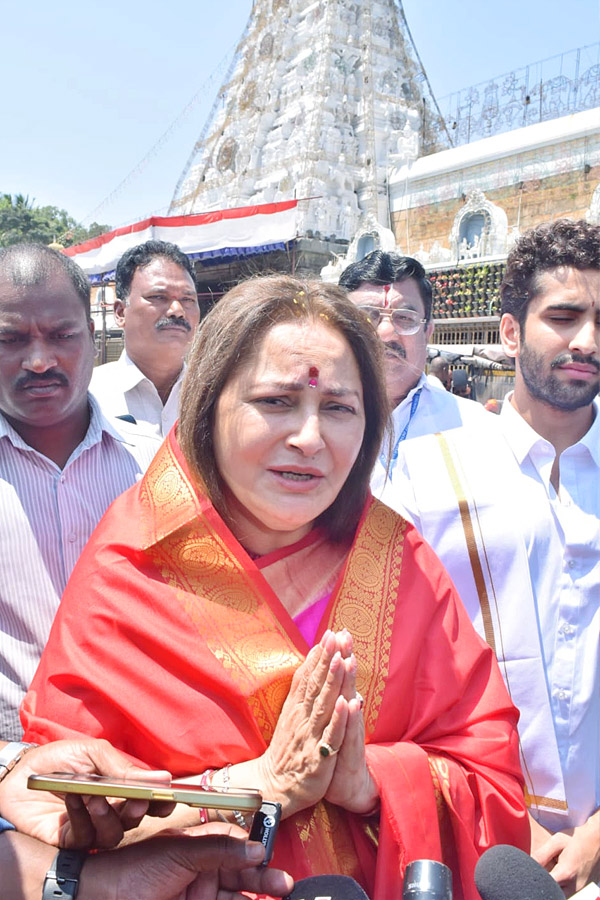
[458,213,487,260]
[451,190,508,262]
[357,233,377,259]
[587,183,600,224]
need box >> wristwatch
[0,741,37,782]
[42,849,87,900]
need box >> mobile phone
[27,773,262,812]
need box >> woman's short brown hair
[178,274,389,541]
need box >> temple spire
[170,0,446,241]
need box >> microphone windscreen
[475,844,564,900]
[283,874,370,900]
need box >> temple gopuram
[85,0,600,393]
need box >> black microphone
[403,860,453,900]
[283,875,370,900]
[475,844,564,900]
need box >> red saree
[22,430,529,897]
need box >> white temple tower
[169,0,447,243]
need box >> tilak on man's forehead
[308,366,319,388]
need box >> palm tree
[1,193,35,210]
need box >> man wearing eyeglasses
[339,250,486,493]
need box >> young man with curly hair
[382,219,600,896]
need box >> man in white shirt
[90,240,200,436]
[0,243,160,739]
[339,251,487,493]
[383,219,600,895]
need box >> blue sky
[2,0,598,229]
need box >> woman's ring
[319,741,339,758]
[356,691,364,709]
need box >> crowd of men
[0,218,598,898]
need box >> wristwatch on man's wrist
[0,741,38,782]
[42,849,88,900]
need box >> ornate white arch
[586,182,600,223]
[320,213,396,283]
[345,213,396,260]
[450,189,508,260]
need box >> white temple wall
[389,108,600,263]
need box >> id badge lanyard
[380,387,423,468]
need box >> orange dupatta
[22,429,529,897]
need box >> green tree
[0,194,110,248]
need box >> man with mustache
[339,251,486,494]
[383,219,600,896]
[90,240,200,436]
[0,243,160,739]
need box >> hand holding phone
[29,772,282,861]
[0,738,180,849]
[28,772,263,812]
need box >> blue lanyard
[380,387,423,468]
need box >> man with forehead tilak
[339,251,486,494]
[0,244,159,740]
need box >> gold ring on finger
[319,741,339,758]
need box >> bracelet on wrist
[198,768,216,825]
[0,742,38,783]
[218,763,250,830]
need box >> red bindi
[308,366,319,388]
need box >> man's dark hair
[501,219,600,326]
[115,240,196,301]
[430,356,450,379]
[0,243,91,318]
[339,250,433,321]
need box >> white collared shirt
[90,350,184,437]
[498,396,600,829]
[385,395,600,829]
[371,372,488,496]
[427,374,448,390]
[0,396,161,739]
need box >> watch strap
[0,741,37,782]
[42,849,87,900]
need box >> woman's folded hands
[251,629,379,818]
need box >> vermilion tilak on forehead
[308,366,319,388]
[383,284,391,308]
